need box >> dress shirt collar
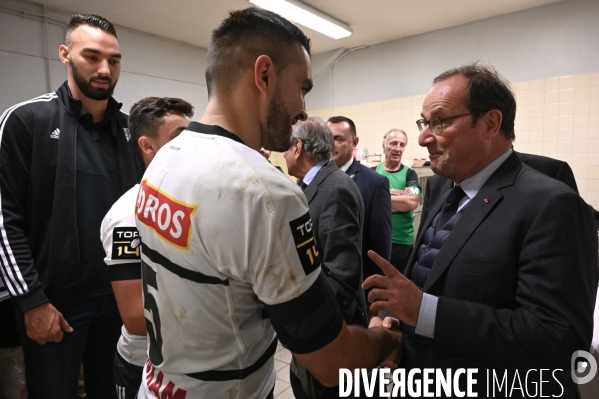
[456,148,512,209]
[303,160,328,186]
[339,157,354,173]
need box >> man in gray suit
[283,116,366,399]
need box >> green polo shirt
[375,164,421,245]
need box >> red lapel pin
[483,199,489,204]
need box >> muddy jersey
[135,123,343,399]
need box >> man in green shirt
[375,129,421,273]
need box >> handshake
[368,315,403,368]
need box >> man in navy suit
[365,63,597,397]
[328,116,392,282]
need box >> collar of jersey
[186,122,245,145]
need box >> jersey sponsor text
[136,179,197,249]
[145,359,186,399]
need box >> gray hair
[291,116,334,162]
[382,128,407,146]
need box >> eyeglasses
[416,112,482,135]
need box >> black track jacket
[0,82,143,313]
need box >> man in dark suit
[284,116,366,399]
[365,63,598,397]
[421,151,579,225]
[327,116,392,282]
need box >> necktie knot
[436,185,466,231]
[446,185,466,204]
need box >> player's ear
[138,136,154,154]
[254,55,275,96]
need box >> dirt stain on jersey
[178,306,187,320]
[228,387,238,399]
[265,264,284,295]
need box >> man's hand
[390,187,412,196]
[24,303,72,345]
[369,316,401,330]
[363,250,423,326]
[369,316,403,367]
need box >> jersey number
[142,261,164,365]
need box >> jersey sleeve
[100,189,142,281]
[246,175,344,354]
[406,168,422,195]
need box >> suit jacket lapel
[303,161,336,204]
[404,188,447,277]
[421,152,522,291]
[420,177,452,234]
[346,158,360,182]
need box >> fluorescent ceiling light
[249,0,352,39]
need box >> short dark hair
[433,62,516,141]
[129,97,194,143]
[205,7,311,97]
[66,14,117,45]
[327,116,357,138]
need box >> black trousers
[15,294,122,399]
[114,352,143,399]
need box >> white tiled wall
[283,72,599,209]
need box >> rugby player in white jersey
[101,97,192,399]
[135,8,403,399]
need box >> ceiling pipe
[43,5,52,92]
[0,4,67,92]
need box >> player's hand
[369,321,403,368]
[363,250,423,327]
[24,303,73,345]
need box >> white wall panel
[0,52,49,112]
[114,72,207,115]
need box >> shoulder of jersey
[104,184,140,231]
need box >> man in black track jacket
[0,14,143,399]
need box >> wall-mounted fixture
[248,0,352,39]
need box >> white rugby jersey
[135,123,329,399]
[101,184,147,367]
